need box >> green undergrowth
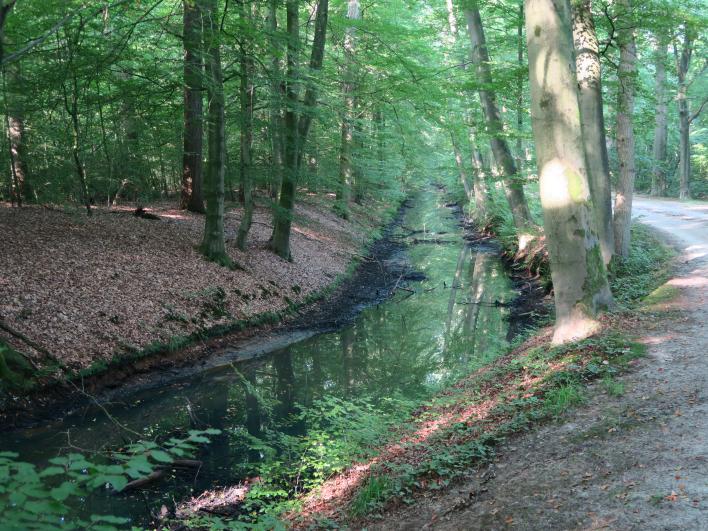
[610,223,676,306]
[339,332,647,521]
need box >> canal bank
[0,184,545,527]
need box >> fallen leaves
[0,196,375,370]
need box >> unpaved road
[371,196,708,530]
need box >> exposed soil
[362,197,708,530]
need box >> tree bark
[181,0,205,213]
[4,63,29,205]
[468,124,489,221]
[336,0,360,219]
[650,37,668,197]
[571,0,614,265]
[236,0,255,251]
[612,0,637,258]
[674,25,695,200]
[270,0,329,260]
[463,3,533,246]
[525,0,612,344]
[450,131,472,200]
[267,0,284,200]
[199,0,232,267]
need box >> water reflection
[0,190,517,521]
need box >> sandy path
[371,197,708,530]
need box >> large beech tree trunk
[335,0,360,219]
[612,0,637,259]
[525,0,612,344]
[199,0,232,267]
[181,0,205,213]
[271,0,329,260]
[236,0,255,251]
[651,38,668,197]
[464,3,533,246]
[571,0,614,265]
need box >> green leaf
[39,466,66,478]
[150,450,173,464]
[49,481,76,502]
[103,475,129,492]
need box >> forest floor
[295,197,708,530]
[0,194,396,374]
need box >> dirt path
[371,197,708,530]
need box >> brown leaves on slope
[0,195,373,370]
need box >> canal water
[1,188,518,525]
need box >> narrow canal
[1,187,520,525]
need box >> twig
[0,318,55,369]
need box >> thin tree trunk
[468,125,489,221]
[374,108,385,183]
[515,1,524,175]
[571,0,614,265]
[674,25,694,200]
[464,3,533,247]
[451,131,472,200]
[4,63,29,204]
[62,72,91,215]
[236,0,255,251]
[267,0,284,200]
[525,0,612,344]
[181,0,205,213]
[336,0,360,219]
[271,0,329,260]
[612,0,637,258]
[199,0,232,267]
[651,37,668,197]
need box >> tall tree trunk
[515,1,524,175]
[374,108,385,183]
[525,0,612,344]
[336,0,360,219]
[464,3,534,248]
[267,0,284,200]
[200,0,232,267]
[271,0,329,260]
[236,0,255,251]
[181,0,205,213]
[571,0,614,265]
[62,72,91,216]
[450,131,472,200]
[4,63,29,205]
[612,0,637,259]
[650,37,668,197]
[468,125,489,221]
[674,25,695,200]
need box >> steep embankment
[0,194,400,409]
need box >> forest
[0,0,706,529]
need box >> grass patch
[641,284,681,308]
[349,475,394,517]
[542,383,585,417]
[610,223,676,306]
[601,375,625,396]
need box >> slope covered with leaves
[0,195,389,371]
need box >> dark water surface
[1,189,518,524]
